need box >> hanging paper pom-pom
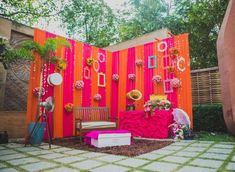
[74,80,84,89]
[128,74,136,81]
[33,87,45,97]
[86,57,94,66]
[64,103,73,112]
[135,59,143,66]
[112,74,119,81]
[94,94,102,101]
[171,78,181,88]
[152,75,162,84]
[56,59,67,71]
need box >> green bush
[193,104,227,132]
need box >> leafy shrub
[193,104,227,132]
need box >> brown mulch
[51,137,173,157]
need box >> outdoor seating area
[1,0,235,171]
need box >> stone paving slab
[142,161,179,172]
[27,149,53,156]
[16,146,41,152]
[70,160,103,170]
[63,149,88,155]
[115,158,149,168]
[38,152,67,159]
[0,163,7,168]
[161,155,190,164]
[226,162,235,171]
[53,156,85,164]
[53,147,72,152]
[95,154,127,162]
[212,144,234,149]
[5,143,24,148]
[0,146,6,150]
[162,145,184,151]
[45,167,79,172]
[0,149,18,155]
[171,142,191,146]
[207,148,233,154]
[151,149,175,155]
[79,152,107,158]
[39,144,61,149]
[20,161,58,172]
[90,164,130,172]
[183,147,207,152]
[7,157,40,165]
[0,153,27,161]
[190,158,223,169]
[174,151,200,157]
[0,168,19,172]
[190,143,212,147]
[177,166,217,172]
[137,153,164,160]
[200,152,229,160]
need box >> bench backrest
[73,107,110,121]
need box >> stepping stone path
[0,140,234,171]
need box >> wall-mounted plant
[112,74,119,82]
[94,94,102,101]
[56,59,67,71]
[128,73,136,81]
[74,80,84,90]
[64,103,74,112]
[152,75,162,84]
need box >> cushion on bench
[76,121,116,129]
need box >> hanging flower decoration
[56,59,67,71]
[64,103,73,112]
[33,87,45,97]
[128,74,136,81]
[112,74,119,82]
[152,75,162,84]
[169,47,179,58]
[135,59,143,66]
[94,94,102,101]
[171,78,181,88]
[167,66,175,73]
[74,80,84,90]
[86,57,94,66]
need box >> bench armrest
[75,118,83,129]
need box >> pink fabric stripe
[163,37,178,108]
[111,51,119,119]
[82,44,92,107]
[144,43,154,101]
[126,47,136,105]
[63,39,75,137]
[98,49,106,107]
[42,32,56,139]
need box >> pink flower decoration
[112,74,119,81]
[171,78,181,88]
[152,75,162,84]
[128,74,136,81]
[94,94,102,101]
[33,87,45,97]
[135,59,143,66]
[74,80,84,89]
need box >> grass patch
[195,131,235,142]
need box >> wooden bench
[74,107,117,141]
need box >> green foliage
[0,38,70,69]
[196,131,235,142]
[193,104,227,133]
[60,0,117,47]
[0,0,65,25]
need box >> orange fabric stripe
[91,47,99,107]
[135,45,144,110]
[53,36,65,138]
[106,51,112,113]
[118,49,128,116]
[73,42,83,135]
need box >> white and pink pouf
[85,130,131,148]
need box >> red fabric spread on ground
[120,110,173,139]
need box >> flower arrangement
[169,47,179,57]
[171,78,181,88]
[74,80,84,89]
[33,87,45,97]
[64,103,73,112]
[94,94,102,101]
[86,57,94,66]
[167,66,175,73]
[169,122,189,140]
[128,74,136,81]
[127,90,142,101]
[56,59,67,71]
[144,99,171,112]
[152,75,162,84]
[135,59,143,66]
[112,74,119,81]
